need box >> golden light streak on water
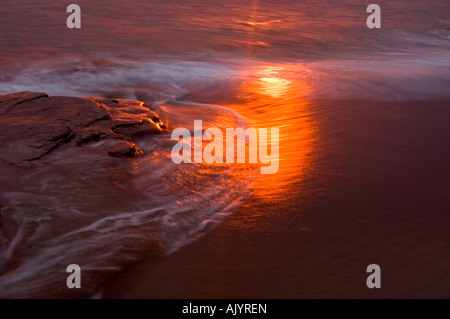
[227,64,317,201]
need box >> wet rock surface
[0,91,169,298]
[0,91,166,165]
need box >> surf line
[171,120,279,174]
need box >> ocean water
[0,0,449,297]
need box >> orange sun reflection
[227,64,316,201]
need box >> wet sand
[104,99,450,298]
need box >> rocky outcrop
[0,91,167,165]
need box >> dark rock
[0,92,166,164]
[0,92,48,115]
[111,119,161,138]
[75,130,118,146]
[102,140,144,158]
[0,124,75,163]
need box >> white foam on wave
[0,56,257,297]
[0,49,448,296]
[309,50,450,101]
[0,56,240,102]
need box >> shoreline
[0,92,448,298]
[0,91,255,298]
[104,98,450,298]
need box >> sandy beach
[105,99,450,298]
[0,0,449,299]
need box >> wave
[0,46,448,297]
[0,57,257,298]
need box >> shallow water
[0,0,449,297]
